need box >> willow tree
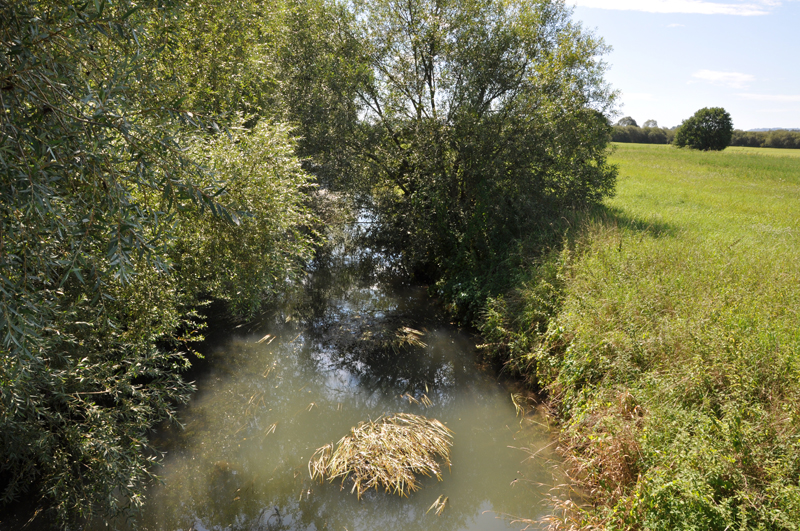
[342,0,616,309]
[0,0,314,525]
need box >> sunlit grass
[725,145,800,158]
[608,143,800,244]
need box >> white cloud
[692,70,755,88]
[738,93,800,102]
[571,0,774,15]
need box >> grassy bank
[480,143,800,529]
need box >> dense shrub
[336,0,617,320]
[173,122,316,319]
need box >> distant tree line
[613,126,800,150]
[730,129,800,149]
[612,115,800,150]
[610,116,674,144]
[611,125,676,144]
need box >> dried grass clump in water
[309,413,453,498]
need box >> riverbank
[479,144,800,529]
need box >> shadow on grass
[567,204,680,241]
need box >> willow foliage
[173,122,316,319]
[336,0,617,314]
[1,0,617,525]
[0,0,314,525]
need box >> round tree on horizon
[674,107,733,151]
[617,116,638,127]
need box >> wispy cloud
[571,0,774,16]
[738,93,800,102]
[667,23,686,26]
[692,70,755,88]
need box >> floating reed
[401,392,432,407]
[308,413,453,498]
[427,494,449,516]
[387,326,427,354]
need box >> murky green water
[131,248,562,531]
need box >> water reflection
[131,241,562,531]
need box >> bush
[173,121,316,320]
[674,107,733,151]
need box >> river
[128,237,563,531]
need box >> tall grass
[480,144,800,529]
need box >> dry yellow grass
[308,413,453,498]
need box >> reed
[309,413,453,498]
[427,495,449,516]
[390,326,427,353]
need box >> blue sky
[568,0,800,130]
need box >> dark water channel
[130,241,563,531]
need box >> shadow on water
[94,224,565,531]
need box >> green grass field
[481,143,800,529]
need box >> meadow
[480,143,800,529]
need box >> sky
[568,0,800,130]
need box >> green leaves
[674,107,734,151]
[1,0,617,524]
[339,0,616,309]
[1,1,316,526]
[172,120,316,320]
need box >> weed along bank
[480,143,800,529]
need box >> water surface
[135,250,562,531]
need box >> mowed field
[482,143,800,529]
[609,143,800,243]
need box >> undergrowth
[479,144,800,529]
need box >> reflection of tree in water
[299,239,469,401]
[139,336,553,531]
[150,460,546,531]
